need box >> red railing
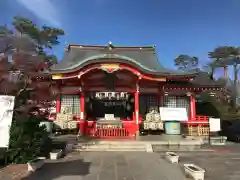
[50,115,211,137]
[195,116,209,122]
[89,128,134,139]
[85,120,137,139]
[185,115,209,126]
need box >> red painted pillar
[190,94,196,121]
[134,91,139,124]
[79,92,85,135]
[134,83,140,137]
[56,95,61,113]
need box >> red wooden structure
[49,43,222,139]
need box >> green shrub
[6,115,48,164]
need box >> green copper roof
[50,44,197,76]
[166,72,223,87]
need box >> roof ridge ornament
[108,41,114,50]
[64,44,70,52]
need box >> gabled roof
[166,72,223,87]
[50,43,197,77]
[190,72,223,87]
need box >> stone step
[76,140,203,146]
[74,147,146,152]
[72,139,203,152]
[153,146,203,152]
[73,142,147,152]
[78,140,144,145]
[74,144,146,148]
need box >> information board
[159,107,188,121]
[0,96,15,148]
[209,118,221,132]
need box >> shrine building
[50,43,222,139]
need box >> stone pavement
[173,151,240,180]
[2,147,240,180]
[24,152,185,180]
[0,164,30,180]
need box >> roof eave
[68,44,156,50]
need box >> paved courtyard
[0,143,238,180]
[25,152,185,180]
[173,150,240,180]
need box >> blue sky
[1,0,240,75]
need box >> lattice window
[61,95,80,115]
[163,96,190,115]
[176,96,190,115]
[73,96,80,115]
[139,94,159,115]
[148,95,158,109]
[163,96,177,108]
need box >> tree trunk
[233,63,238,111]
[223,66,228,78]
[209,67,215,80]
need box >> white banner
[209,118,221,132]
[0,96,15,148]
[159,107,188,121]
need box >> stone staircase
[73,141,149,152]
[72,138,205,152]
[52,135,206,152]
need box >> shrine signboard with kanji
[95,92,128,100]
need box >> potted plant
[49,149,62,160]
[184,164,205,180]
[27,157,45,172]
[165,152,179,163]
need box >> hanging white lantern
[209,92,216,97]
[186,92,191,96]
[120,92,125,98]
[96,92,101,99]
[164,92,168,96]
[8,70,23,83]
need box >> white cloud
[16,0,61,27]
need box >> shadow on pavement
[23,159,91,180]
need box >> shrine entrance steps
[73,141,147,152]
[51,134,207,152]
[72,138,205,152]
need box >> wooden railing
[86,120,137,139]
[185,115,210,136]
[194,116,209,122]
[89,128,132,139]
[185,115,209,125]
[49,115,211,138]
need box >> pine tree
[0,16,63,163]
